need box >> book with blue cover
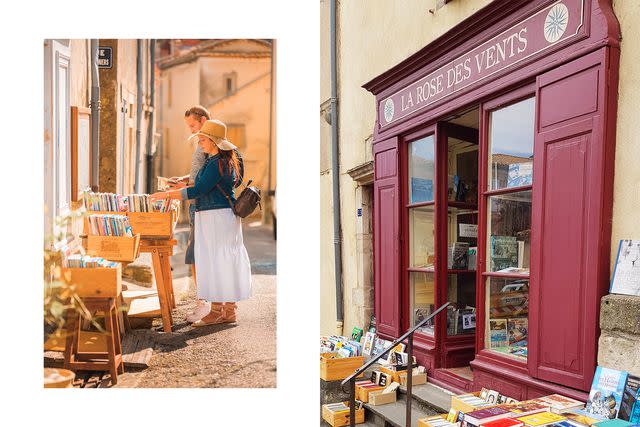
[584,367,628,420]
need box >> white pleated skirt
[194,208,252,302]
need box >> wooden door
[373,137,402,338]
[528,48,617,391]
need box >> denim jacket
[181,154,243,212]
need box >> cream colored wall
[320,1,495,336]
[199,56,270,107]
[611,0,640,269]
[159,61,200,182]
[207,72,272,193]
[69,39,90,108]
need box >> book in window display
[489,319,508,349]
[411,177,434,203]
[490,235,519,272]
[610,240,640,297]
[414,306,435,334]
[448,242,470,270]
[507,162,533,188]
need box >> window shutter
[373,136,402,338]
[528,48,617,391]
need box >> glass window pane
[446,273,476,336]
[447,206,478,270]
[485,277,529,359]
[487,190,532,274]
[447,138,478,203]
[409,206,435,269]
[410,272,435,335]
[488,98,535,190]
[409,135,435,204]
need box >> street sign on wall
[98,47,112,68]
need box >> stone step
[364,392,439,427]
[398,382,453,413]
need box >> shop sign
[379,0,584,127]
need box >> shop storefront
[364,0,620,401]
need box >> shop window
[484,97,534,360]
[410,272,435,335]
[408,135,436,335]
[445,133,478,336]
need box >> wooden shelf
[447,201,478,210]
[408,267,435,273]
[447,269,477,274]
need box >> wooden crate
[321,402,365,427]
[379,365,403,383]
[368,389,397,406]
[60,264,122,298]
[84,211,174,238]
[356,384,385,403]
[450,391,496,413]
[320,353,365,381]
[398,371,428,386]
[85,234,141,262]
[418,414,448,427]
[127,211,174,238]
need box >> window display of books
[488,316,527,357]
[414,306,436,334]
[447,305,476,335]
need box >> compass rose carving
[544,3,569,43]
[383,98,395,123]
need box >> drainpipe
[146,39,156,194]
[330,0,344,336]
[90,39,101,191]
[134,39,143,193]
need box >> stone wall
[597,294,640,376]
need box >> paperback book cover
[609,240,640,297]
[465,406,513,426]
[516,412,566,426]
[584,367,628,420]
[481,418,524,427]
[507,317,528,346]
[491,236,519,272]
[489,319,508,349]
[592,420,633,427]
[533,394,584,414]
[618,374,640,422]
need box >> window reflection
[489,98,535,190]
[409,135,435,203]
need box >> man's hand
[167,180,187,189]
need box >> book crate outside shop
[365,0,620,400]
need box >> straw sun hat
[188,119,237,151]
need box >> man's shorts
[185,204,196,265]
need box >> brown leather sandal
[192,304,225,327]
[222,303,237,323]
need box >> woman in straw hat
[150,119,251,326]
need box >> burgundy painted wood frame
[367,0,620,399]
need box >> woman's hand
[149,191,169,202]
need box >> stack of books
[87,214,133,237]
[320,335,363,357]
[63,254,119,268]
[82,190,159,213]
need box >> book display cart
[83,209,178,332]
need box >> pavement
[116,219,277,388]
